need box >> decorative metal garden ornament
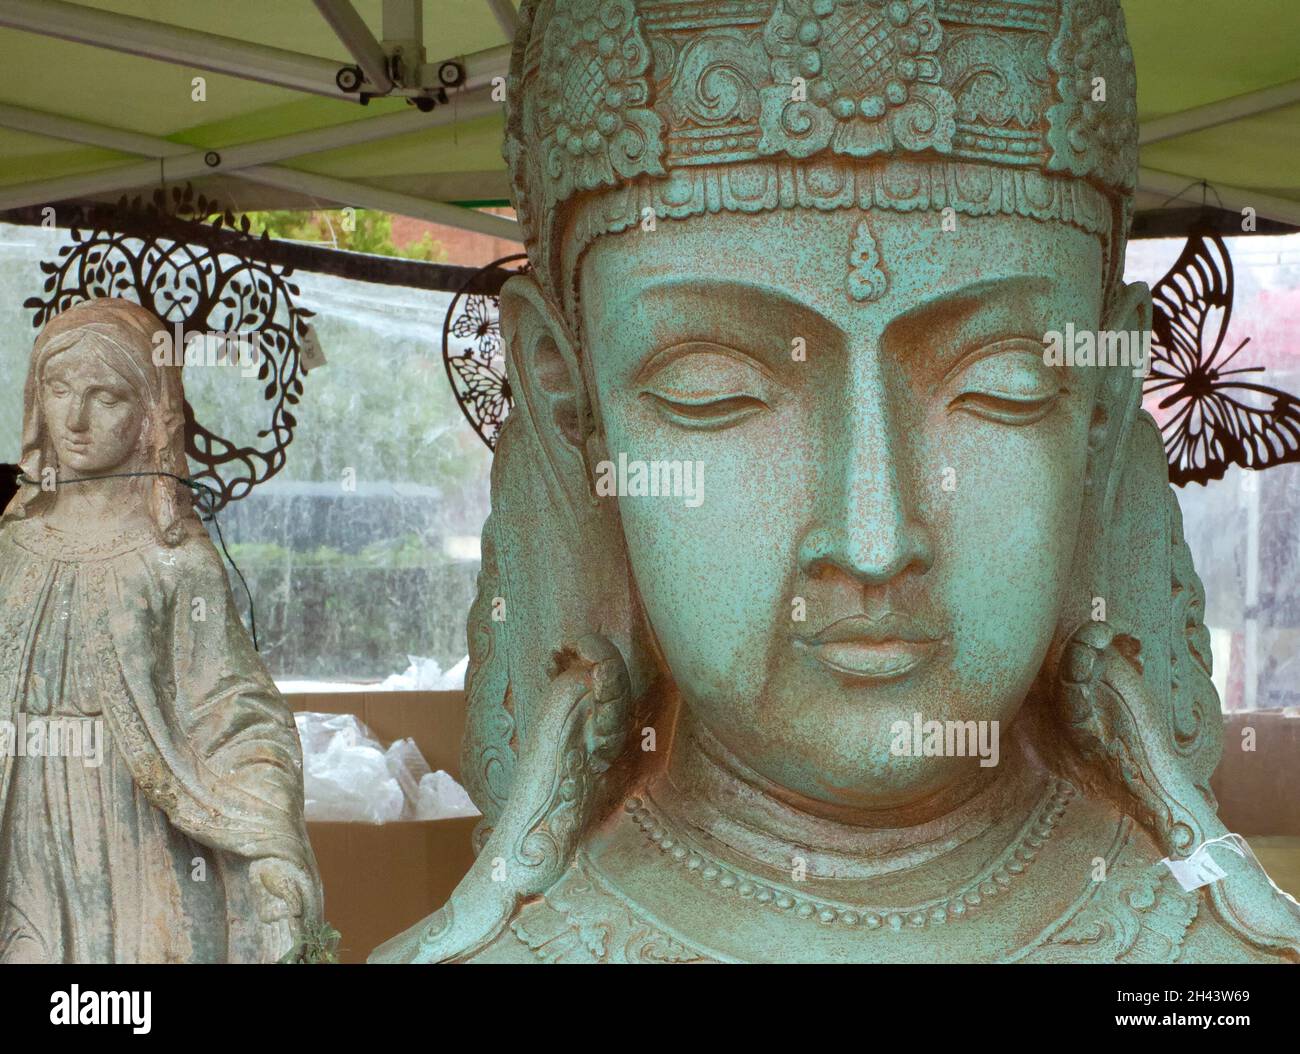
[442,254,530,450]
[25,185,312,514]
[1143,227,1300,486]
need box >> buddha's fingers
[370,634,633,964]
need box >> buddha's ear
[499,273,597,512]
[1086,280,1152,513]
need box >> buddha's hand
[249,856,320,925]
[563,634,632,773]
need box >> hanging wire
[1153,178,1227,214]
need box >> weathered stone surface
[0,297,321,963]
[372,0,1300,963]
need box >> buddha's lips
[801,612,942,647]
[792,613,944,681]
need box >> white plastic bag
[378,655,468,691]
[295,712,480,823]
[415,770,481,820]
[295,712,405,823]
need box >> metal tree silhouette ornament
[25,184,312,512]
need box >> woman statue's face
[579,207,1106,813]
[40,340,145,477]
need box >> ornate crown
[504,0,1139,307]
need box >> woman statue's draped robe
[0,515,316,963]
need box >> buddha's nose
[798,386,934,587]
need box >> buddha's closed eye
[639,342,777,430]
[945,338,1064,425]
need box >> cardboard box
[289,690,467,776]
[1213,711,1300,836]
[307,817,478,963]
[287,691,476,964]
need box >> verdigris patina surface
[0,297,321,963]
[375,0,1300,963]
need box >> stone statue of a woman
[374,0,1300,964]
[0,297,321,963]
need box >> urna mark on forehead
[575,204,1106,363]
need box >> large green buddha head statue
[375,0,1300,963]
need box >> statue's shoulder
[1007,809,1195,962]
[1014,802,1294,963]
[167,525,226,571]
[483,854,718,965]
[146,525,238,595]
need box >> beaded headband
[504,0,1139,312]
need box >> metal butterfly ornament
[442,254,529,450]
[1143,228,1300,486]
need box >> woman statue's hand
[249,857,319,925]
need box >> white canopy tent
[0,1,1298,234]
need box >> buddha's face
[578,207,1109,813]
[40,340,145,477]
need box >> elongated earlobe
[1057,279,1157,655]
[499,274,596,512]
[1085,280,1152,504]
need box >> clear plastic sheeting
[297,712,404,823]
[416,770,480,819]
[295,712,480,823]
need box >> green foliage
[227,534,452,569]
[244,209,448,263]
[278,920,343,964]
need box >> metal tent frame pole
[485,0,519,39]
[0,100,518,240]
[313,0,395,94]
[236,166,518,240]
[1139,77,1300,146]
[0,103,478,210]
[0,0,511,98]
[0,0,348,98]
[1133,73,1300,227]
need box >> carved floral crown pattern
[504,0,1139,303]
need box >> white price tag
[1162,846,1229,892]
[300,324,327,372]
